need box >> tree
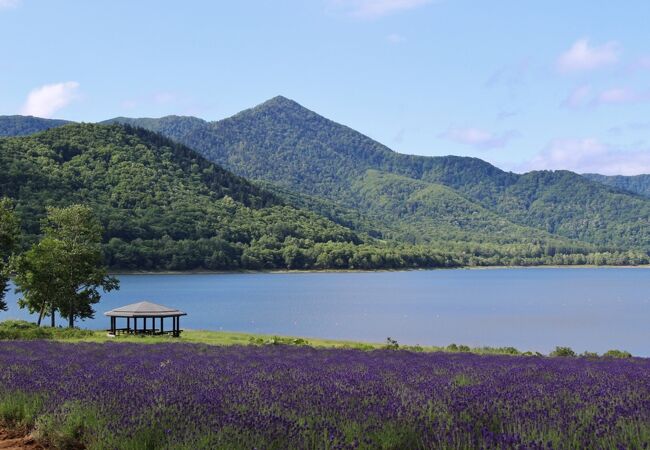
[15,205,119,327]
[0,198,20,312]
[14,238,67,326]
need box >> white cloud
[439,127,518,150]
[386,33,406,44]
[330,0,433,19]
[20,82,80,118]
[527,138,650,175]
[556,38,620,73]
[0,0,21,10]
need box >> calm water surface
[5,268,650,356]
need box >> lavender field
[1,341,649,449]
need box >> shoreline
[110,264,650,276]
[1,324,643,357]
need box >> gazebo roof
[104,301,187,318]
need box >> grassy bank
[0,320,634,358]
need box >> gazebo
[104,301,186,337]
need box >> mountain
[107,96,650,255]
[583,173,650,198]
[2,123,632,270]
[0,123,390,271]
[0,115,70,137]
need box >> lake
[4,268,650,356]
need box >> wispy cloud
[386,33,406,44]
[20,81,80,118]
[527,137,650,175]
[562,85,649,109]
[330,0,433,19]
[496,109,519,121]
[562,84,592,109]
[630,56,650,71]
[609,121,650,135]
[0,0,21,10]
[485,60,529,89]
[556,38,620,73]
[439,127,519,150]
[152,91,177,105]
[596,87,647,105]
[484,60,530,99]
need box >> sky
[2,0,650,175]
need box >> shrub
[0,320,51,340]
[384,337,399,350]
[248,336,310,346]
[404,344,424,352]
[0,320,94,340]
[550,346,576,357]
[500,346,521,355]
[603,349,632,358]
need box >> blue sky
[2,0,650,174]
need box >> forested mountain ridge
[106,96,650,254]
[583,173,650,198]
[2,122,640,269]
[0,123,381,270]
[0,115,70,137]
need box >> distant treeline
[103,237,648,271]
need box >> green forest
[109,96,650,253]
[583,173,650,198]
[1,101,650,271]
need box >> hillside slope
[583,173,650,198]
[0,124,376,270]
[107,96,650,254]
[0,115,70,137]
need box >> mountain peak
[251,95,313,114]
[263,95,300,106]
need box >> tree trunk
[37,302,46,327]
[68,313,74,328]
[51,309,55,327]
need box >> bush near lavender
[0,341,649,449]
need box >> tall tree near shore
[15,205,118,327]
[14,238,67,326]
[0,198,20,312]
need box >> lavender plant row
[0,341,649,449]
